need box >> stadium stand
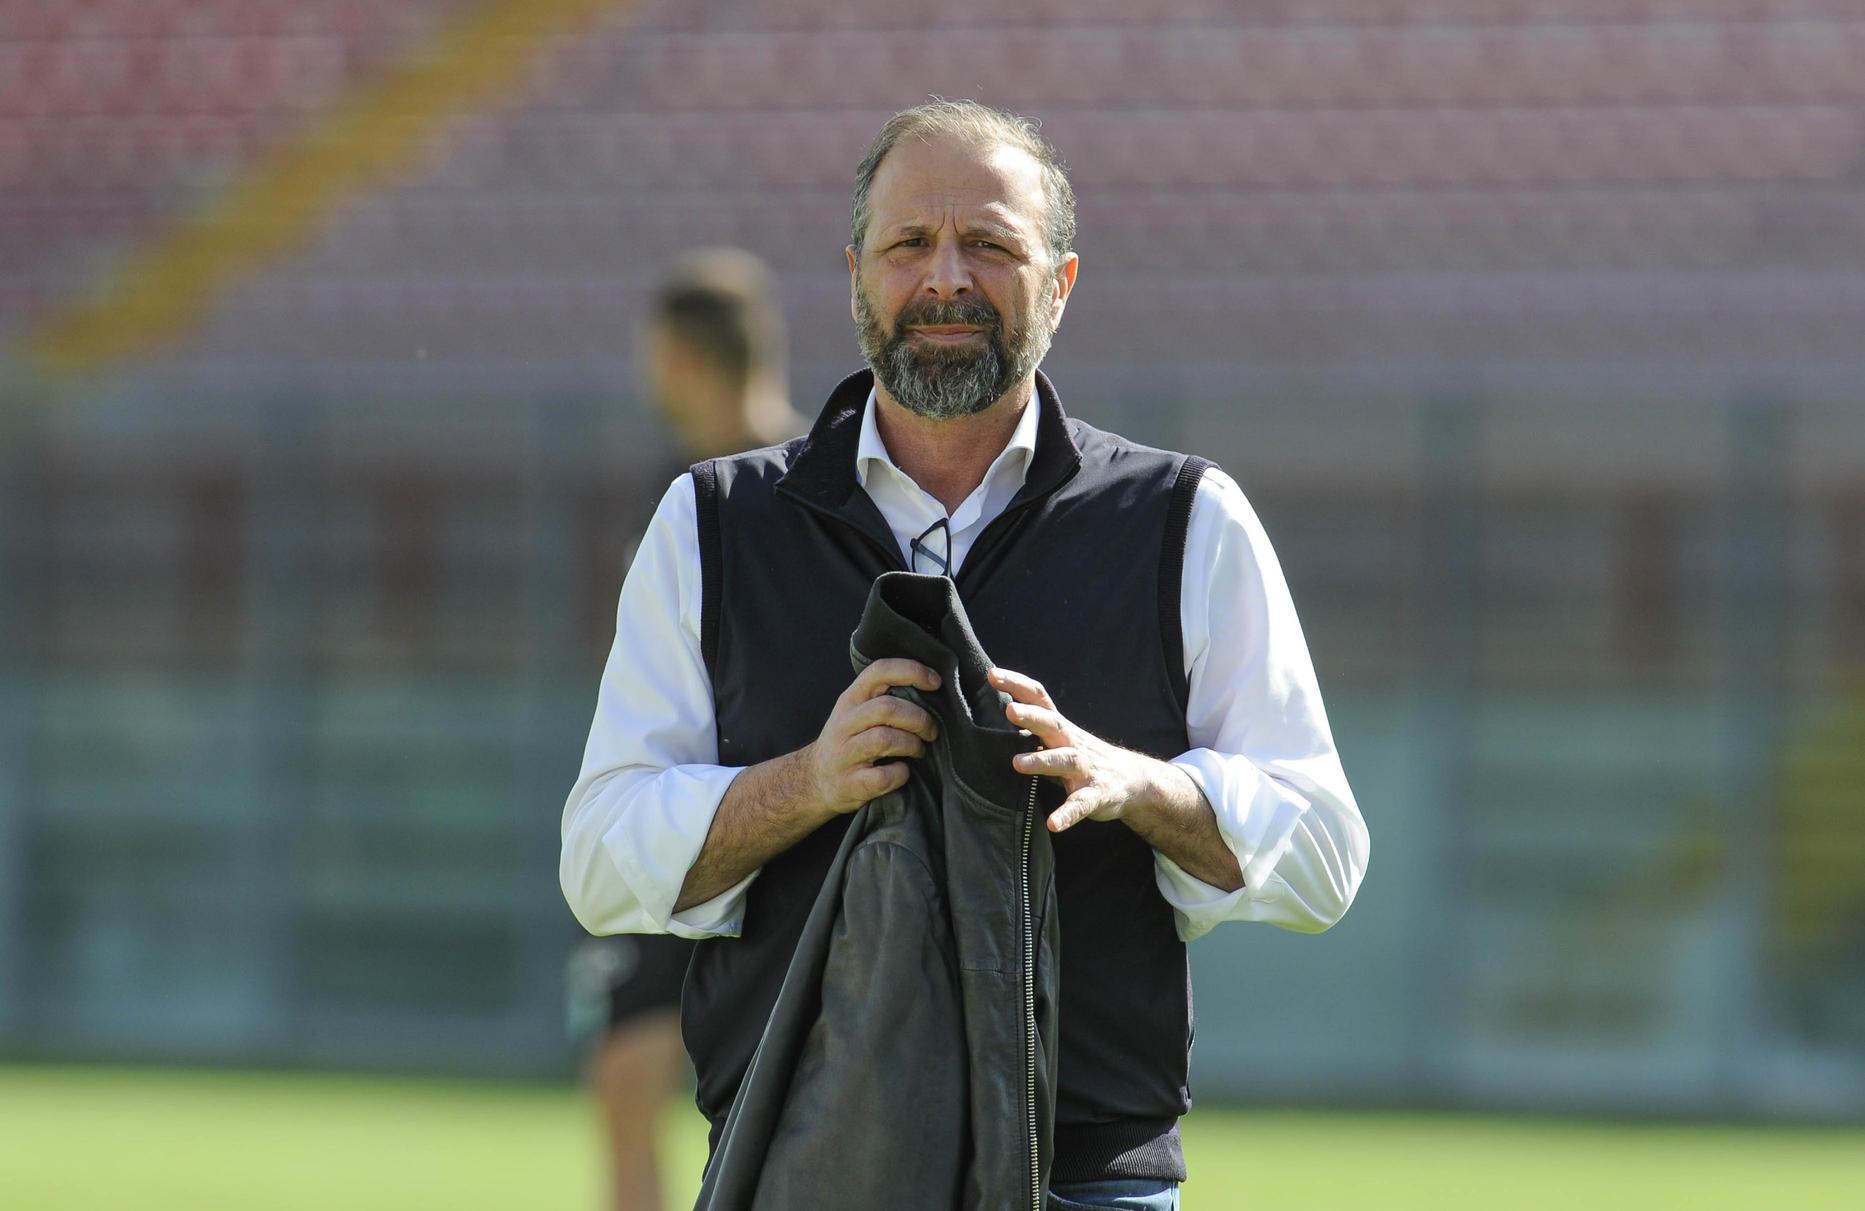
[7,1,1865,411]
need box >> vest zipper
[1021,773,1040,1211]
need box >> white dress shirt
[561,390,1369,944]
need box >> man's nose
[922,239,973,298]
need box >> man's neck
[873,378,1034,514]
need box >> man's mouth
[908,326,987,344]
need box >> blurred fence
[1,390,1861,1119]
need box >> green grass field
[2,1065,1860,1209]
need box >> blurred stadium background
[3,0,1864,1205]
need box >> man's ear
[1049,252,1080,331]
[846,245,859,322]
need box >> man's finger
[847,761,911,802]
[987,666,1055,709]
[847,658,941,704]
[850,726,927,765]
[1013,746,1079,778]
[1047,788,1106,833]
[1004,699,1067,742]
[843,695,939,743]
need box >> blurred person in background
[565,248,804,1211]
[637,249,808,465]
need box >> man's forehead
[868,137,1047,231]
[881,194,1029,231]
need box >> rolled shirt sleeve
[559,474,752,939]
[1151,468,1370,941]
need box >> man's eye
[897,237,927,248]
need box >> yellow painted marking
[22,0,631,378]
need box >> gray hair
[850,99,1077,267]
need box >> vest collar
[775,367,1083,513]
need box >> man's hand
[675,658,941,913]
[987,666,1244,891]
[988,666,1159,833]
[803,658,943,815]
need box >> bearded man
[561,100,1369,1211]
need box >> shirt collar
[855,385,1042,495]
[773,368,1082,525]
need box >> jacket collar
[775,367,1083,517]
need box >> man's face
[848,134,1077,420]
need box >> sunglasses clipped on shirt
[910,517,952,578]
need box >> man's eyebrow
[879,220,1029,243]
[961,222,1024,243]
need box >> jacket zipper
[1021,773,1040,1211]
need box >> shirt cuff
[606,764,753,939]
[1152,751,1303,942]
[665,870,757,939]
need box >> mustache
[893,295,1002,332]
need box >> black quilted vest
[683,368,1210,1183]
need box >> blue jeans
[1047,1177,1181,1210]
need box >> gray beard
[855,285,1054,421]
